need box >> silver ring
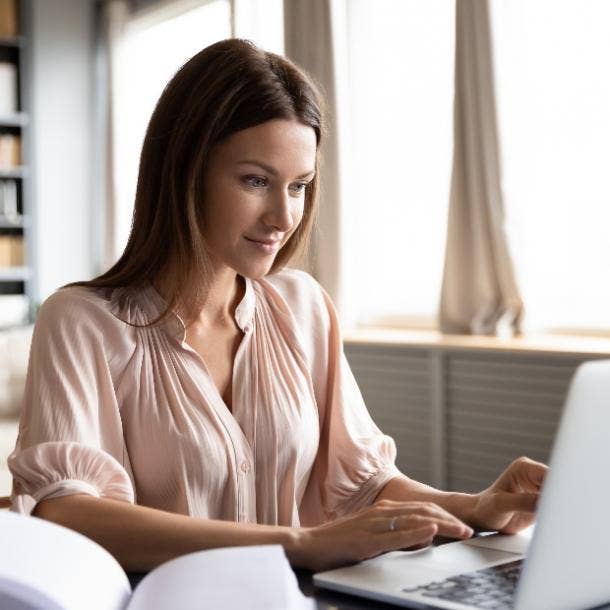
[389,516,397,532]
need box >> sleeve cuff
[8,441,135,515]
[337,464,402,516]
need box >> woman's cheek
[292,200,306,224]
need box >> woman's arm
[374,474,477,524]
[375,456,548,533]
[34,493,473,573]
[34,495,300,572]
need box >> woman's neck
[153,270,245,329]
[198,272,245,328]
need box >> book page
[127,545,315,610]
[0,511,131,610]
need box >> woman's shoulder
[256,267,334,335]
[259,268,329,315]
[36,285,135,337]
[40,284,112,315]
[33,286,147,369]
[39,285,109,319]
[261,267,326,301]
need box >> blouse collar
[134,276,256,341]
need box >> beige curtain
[283,0,345,317]
[439,0,523,335]
[97,0,131,271]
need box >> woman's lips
[245,237,281,254]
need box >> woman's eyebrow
[236,160,315,179]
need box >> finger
[427,517,473,539]
[371,504,474,539]
[500,513,536,535]
[379,523,437,554]
[393,514,473,540]
[402,539,435,551]
[509,457,549,491]
[520,461,548,491]
[409,504,475,538]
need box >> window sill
[344,327,610,357]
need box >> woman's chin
[237,260,277,280]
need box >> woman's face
[201,119,317,279]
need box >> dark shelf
[0,36,24,49]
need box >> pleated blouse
[8,268,399,526]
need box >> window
[113,1,231,259]
[342,0,455,328]
[233,0,284,54]
[112,0,283,260]
[491,0,610,334]
[111,1,610,336]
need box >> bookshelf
[0,0,31,326]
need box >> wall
[29,0,96,303]
[345,339,608,492]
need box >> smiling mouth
[244,237,282,254]
[245,237,282,246]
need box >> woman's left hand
[469,457,548,534]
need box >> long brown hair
[70,38,324,326]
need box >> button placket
[237,456,255,522]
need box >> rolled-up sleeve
[292,273,400,525]
[8,289,135,514]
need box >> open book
[0,511,315,610]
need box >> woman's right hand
[294,499,474,572]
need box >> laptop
[314,359,610,610]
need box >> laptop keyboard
[403,559,522,609]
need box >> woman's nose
[264,190,295,232]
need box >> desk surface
[128,567,610,610]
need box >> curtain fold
[439,0,523,336]
[97,0,131,271]
[283,0,345,319]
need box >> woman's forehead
[214,120,317,173]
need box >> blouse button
[240,461,251,473]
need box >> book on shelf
[0,234,10,265]
[0,234,23,266]
[11,232,22,263]
[0,134,20,167]
[0,62,18,115]
[0,0,18,38]
[0,511,315,610]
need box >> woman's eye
[243,176,310,193]
[244,175,268,188]
[290,182,309,194]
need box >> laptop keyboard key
[407,560,523,609]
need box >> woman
[9,39,546,573]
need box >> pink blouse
[8,268,399,525]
